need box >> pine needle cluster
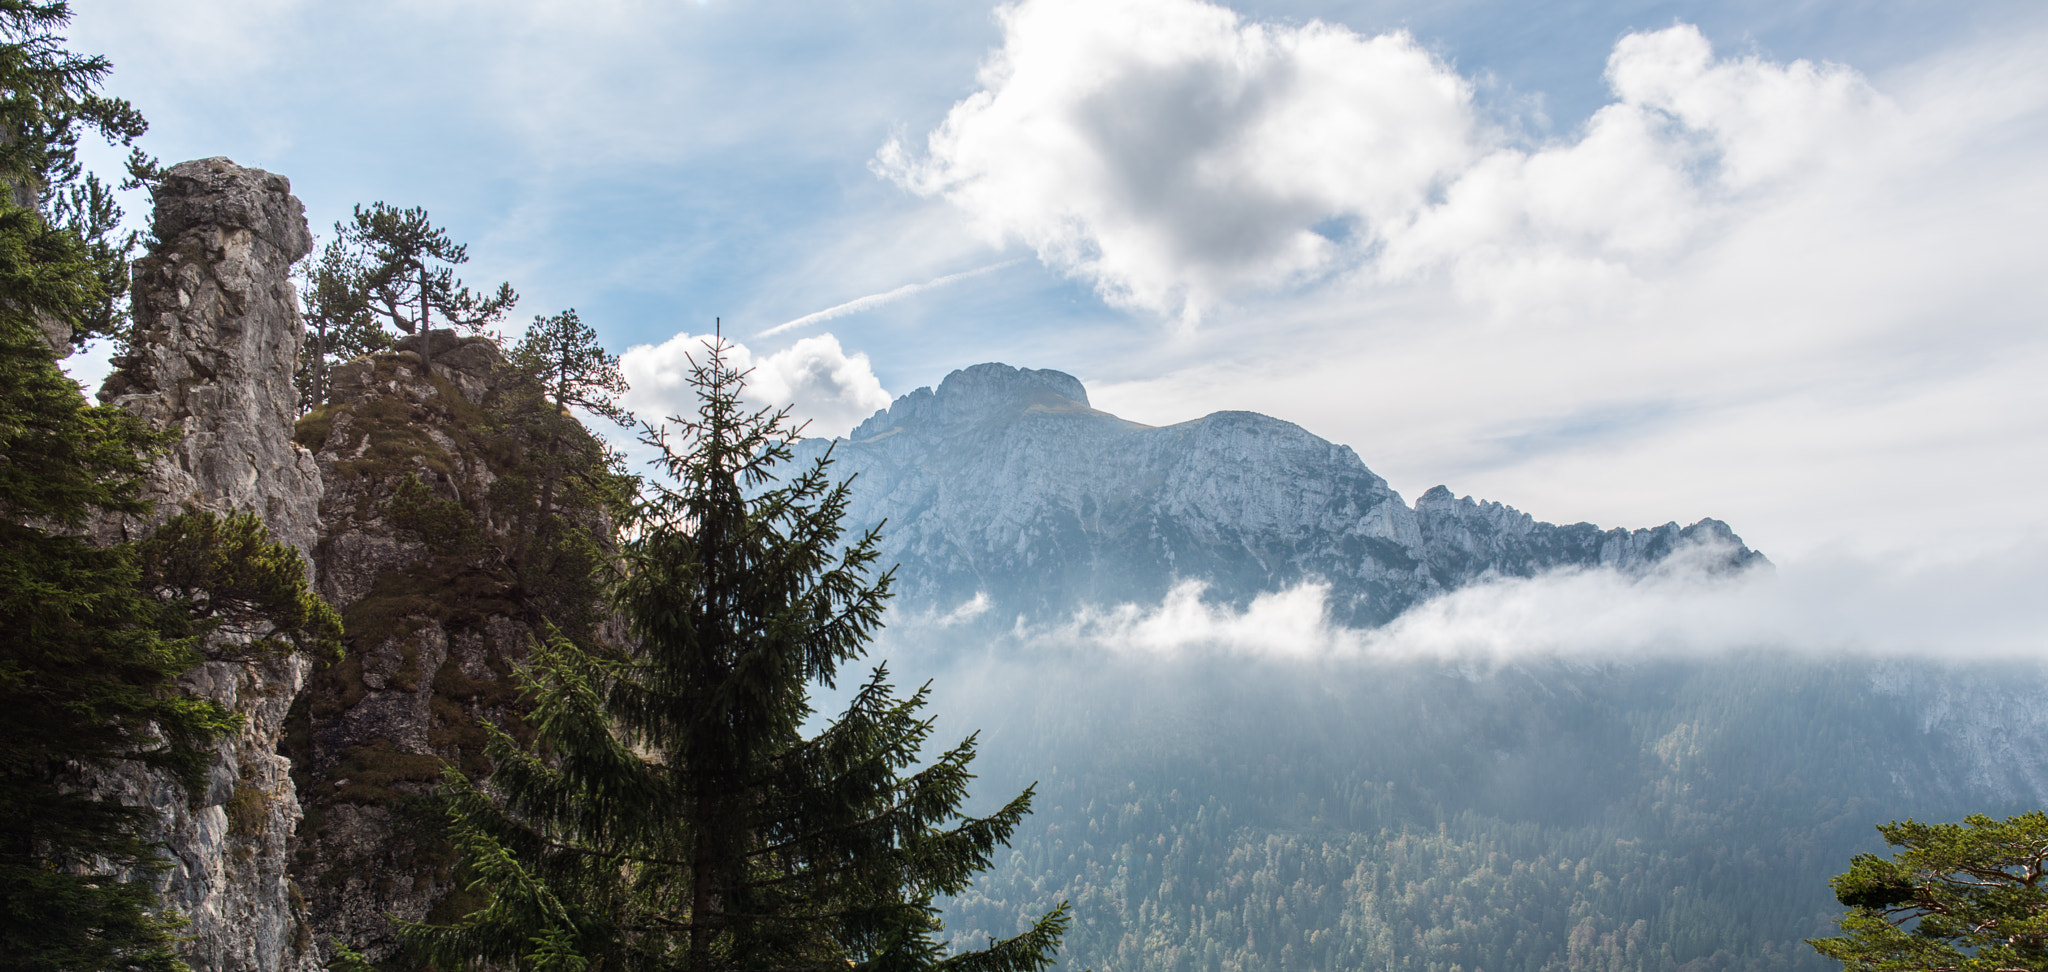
[1810,812,2048,972]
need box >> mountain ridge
[800,362,1763,629]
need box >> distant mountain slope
[924,651,2048,972]
[795,363,1762,627]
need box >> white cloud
[1050,18,2048,565]
[1031,536,2048,663]
[619,332,892,438]
[1374,23,1898,317]
[876,0,1478,321]
[1059,579,1364,658]
[880,2,1921,326]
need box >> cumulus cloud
[878,0,1907,323]
[1059,17,2048,565]
[876,0,1477,320]
[619,332,893,438]
[1376,24,1895,315]
[1032,538,2048,663]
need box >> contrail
[758,260,1022,337]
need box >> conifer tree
[510,308,628,521]
[0,0,154,348]
[410,339,1070,972]
[344,202,516,378]
[1809,812,2048,972]
[294,233,386,411]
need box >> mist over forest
[870,632,2048,972]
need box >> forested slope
[910,651,2045,972]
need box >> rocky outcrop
[799,363,1764,628]
[92,158,322,972]
[289,330,619,963]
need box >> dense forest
[908,648,2044,972]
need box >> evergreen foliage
[409,340,1070,972]
[295,233,386,411]
[343,202,516,378]
[0,204,339,967]
[919,651,2048,972]
[507,308,626,536]
[0,0,154,346]
[511,308,628,426]
[1808,812,2048,972]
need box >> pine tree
[294,232,386,411]
[344,202,516,379]
[410,339,1070,972]
[510,308,629,520]
[1809,812,2048,972]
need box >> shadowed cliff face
[288,330,626,964]
[795,363,1763,629]
[92,157,324,972]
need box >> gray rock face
[798,363,1764,628]
[103,157,322,555]
[293,332,578,963]
[92,158,323,972]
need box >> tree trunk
[538,413,561,523]
[689,793,716,972]
[310,317,327,408]
[417,263,433,379]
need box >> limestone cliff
[92,158,323,972]
[288,330,624,963]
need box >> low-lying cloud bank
[619,331,891,438]
[984,538,2048,662]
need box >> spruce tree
[410,339,1070,972]
[0,0,156,347]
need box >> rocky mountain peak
[938,361,1090,410]
[801,368,1763,628]
[851,362,1094,440]
[148,157,313,259]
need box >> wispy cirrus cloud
[760,260,1022,337]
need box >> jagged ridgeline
[791,363,1761,628]
[288,330,631,960]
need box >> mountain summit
[797,362,1762,628]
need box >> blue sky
[66,0,2048,653]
